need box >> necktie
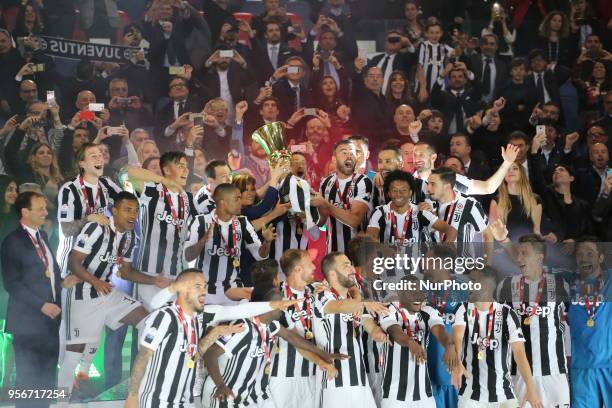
[292,86,300,111]
[270,45,279,69]
[380,55,390,77]
[482,58,492,96]
[455,91,465,132]
[177,101,185,117]
[536,73,545,104]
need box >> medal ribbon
[286,285,311,333]
[253,316,271,368]
[26,231,50,276]
[441,193,457,241]
[175,302,197,359]
[334,174,355,209]
[473,303,495,350]
[519,276,545,319]
[389,205,412,246]
[398,306,420,339]
[79,175,101,216]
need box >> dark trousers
[12,333,59,408]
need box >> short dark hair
[431,167,456,188]
[383,170,416,197]
[280,249,308,277]
[15,191,45,219]
[259,96,279,107]
[333,139,354,152]
[445,155,466,171]
[212,183,239,202]
[251,284,279,302]
[528,48,547,62]
[425,22,443,31]
[160,151,187,176]
[142,156,160,171]
[510,57,526,69]
[251,259,279,287]
[575,235,604,256]
[205,160,228,180]
[379,145,402,159]
[553,163,574,177]
[518,234,547,258]
[321,252,343,280]
[450,133,471,146]
[114,191,139,208]
[507,130,529,144]
[415,141,437,155]
[346,234,379,268]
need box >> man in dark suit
[449,133,491,180]
[467,34,509,103]
[524,49,571,106]
[573,143,610,204]
[251,21,299,86]
[350,58,394,141]
[367,30,414,95]
[154,76,204,153]
[593,91,612,151]
[431,62,483,135]
[271,56,313,122]
[1,192,64,408]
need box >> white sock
[77,343,98,377]
[58,350,83,394]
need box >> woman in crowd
[385,71,416,111]
[482,3,516,63]
[137,140,160,166]
[192,147,207,182]
[570,0,600,47]
[489,162,543,241]
[12,1,46,38]
[402,0,424,47]
[58,127,90,179]
[0,175,18,243]
[537,11,578,69]
[142,156,161,176]
[311,66,351,134]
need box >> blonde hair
[137,140,160,164]
[27,142,63,184]
[496,163,538,223]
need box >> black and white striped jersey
[57,176,121,276]
[432,193,488,258]
[379,303,444,402]
[453,302,525,403]
[319,173,373,253]
[311,290,369,389]
[195,185,216,215]
[412,172,474,204]
[205,318,282,406]
[496,274,570,376]
[271,281,317,378]
[186,210,263,295]
[138,303,209,408]
[136,182,197,277]
[417,40,454,91]
[368,203,437,246]
[71,217,135,300]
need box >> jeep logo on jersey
[341,313,356,323]
[207,245,240,258]
[517,305,552,317]
[99,252,118,263]
[471,334,500,349]
[291,309,309,321]
[157,210,186,227]
[250,346,266,358]
[391,237,417,247]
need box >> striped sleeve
[422,305,444,328]
[186,215,206,248]
[352,175,373,208]
[313,291,337,317]
[216,320,253,355]
[243,218,263,260]
[102,177,123,201]
[454,174,474,195]
[140,309,174,350]
[379,305,401,331]
[453,303,468,327]
[505,307,525,344]
[367,207,385,230]
[468,199,488,232]
[123,232,136,263]
[58,182,76,222]
[73,223,104,254]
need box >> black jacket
[1,226,62,336]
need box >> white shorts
[65,288,141,345]
[458,396,519,408]
[269,375,316,408]
[320,385,377,408]
[381,396,436,408]
[136,282,164,311]
[512,373,570,407]
[367,371,383,408]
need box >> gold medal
[477,350,485,360]
[264,364,271,375]
[275,345,280,353]
[45,268,51,278]
[305,330,314,340]
[523,316,531,326]
[187,359,195,369]
[116,270,122,279]
[233,258,240,268]
[296,227,303,235]
[587,318,595,327]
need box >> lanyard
[334,174,355,209]
[26,230,50,275]
[473,303,495,348]
[330,287,359,334]
[286,285,311,332]
[79,175,101,216]
[162,186,185,227]
[114,232,131,266]
[253,316,271,367]
[215,216,239,257]
[581,279,603,321]
[175,302,197,359]
[389,205,412,245]
[519,275,545,317]
[397,305,420,339]
[441,193,457,241]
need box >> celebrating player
[195,160,233,215]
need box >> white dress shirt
[22,223,56,301]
